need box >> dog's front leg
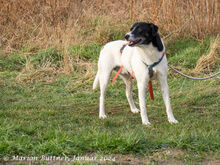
[137,81,151,125]
[158,74,178,124]
[120,74,140,113]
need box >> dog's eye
[137,28,143,33]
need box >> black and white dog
[93,22,178,125]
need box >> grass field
[0,37,219,164]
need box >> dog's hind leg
[119,74,140,113]
[93,71,99,90]
[99,69,112,119]
[158,74,178,124]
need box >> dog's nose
[125,34,130,40]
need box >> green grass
[166,37,212,69]
[0,38,219,164]
[69,44,102,61]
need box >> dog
[93,22,178,125]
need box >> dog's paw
[142,121,151,126]
[131,108,140,113]
[99,114,107,119]
[168,118,179,124]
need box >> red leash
[112,65,124,82]
[148,73,154,100]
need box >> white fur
[93,40,178,125]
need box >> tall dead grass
[194,35,220,73]
[0,0,219,53]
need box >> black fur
[126,22,164,52]
[152,34,163,52]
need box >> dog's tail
[93,72,99,90]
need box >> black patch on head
[150,23,158,37]
[152,34,163,52]
[129,22,164,52]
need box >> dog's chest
[120,44,162,74]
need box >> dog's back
[93,40,127,90]
[98,40,127,65]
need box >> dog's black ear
[150,23,158,36]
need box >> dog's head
[125,22,158,47]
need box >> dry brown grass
[15,57,60,83]
[0,0,219,53]
[194,35,220,73]
[1,0,219,80]
[15,51,95,83]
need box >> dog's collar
[142,52,165,76]
[120,42,129,54]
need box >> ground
[0,38,219,164]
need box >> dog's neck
[136,38,165,65]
